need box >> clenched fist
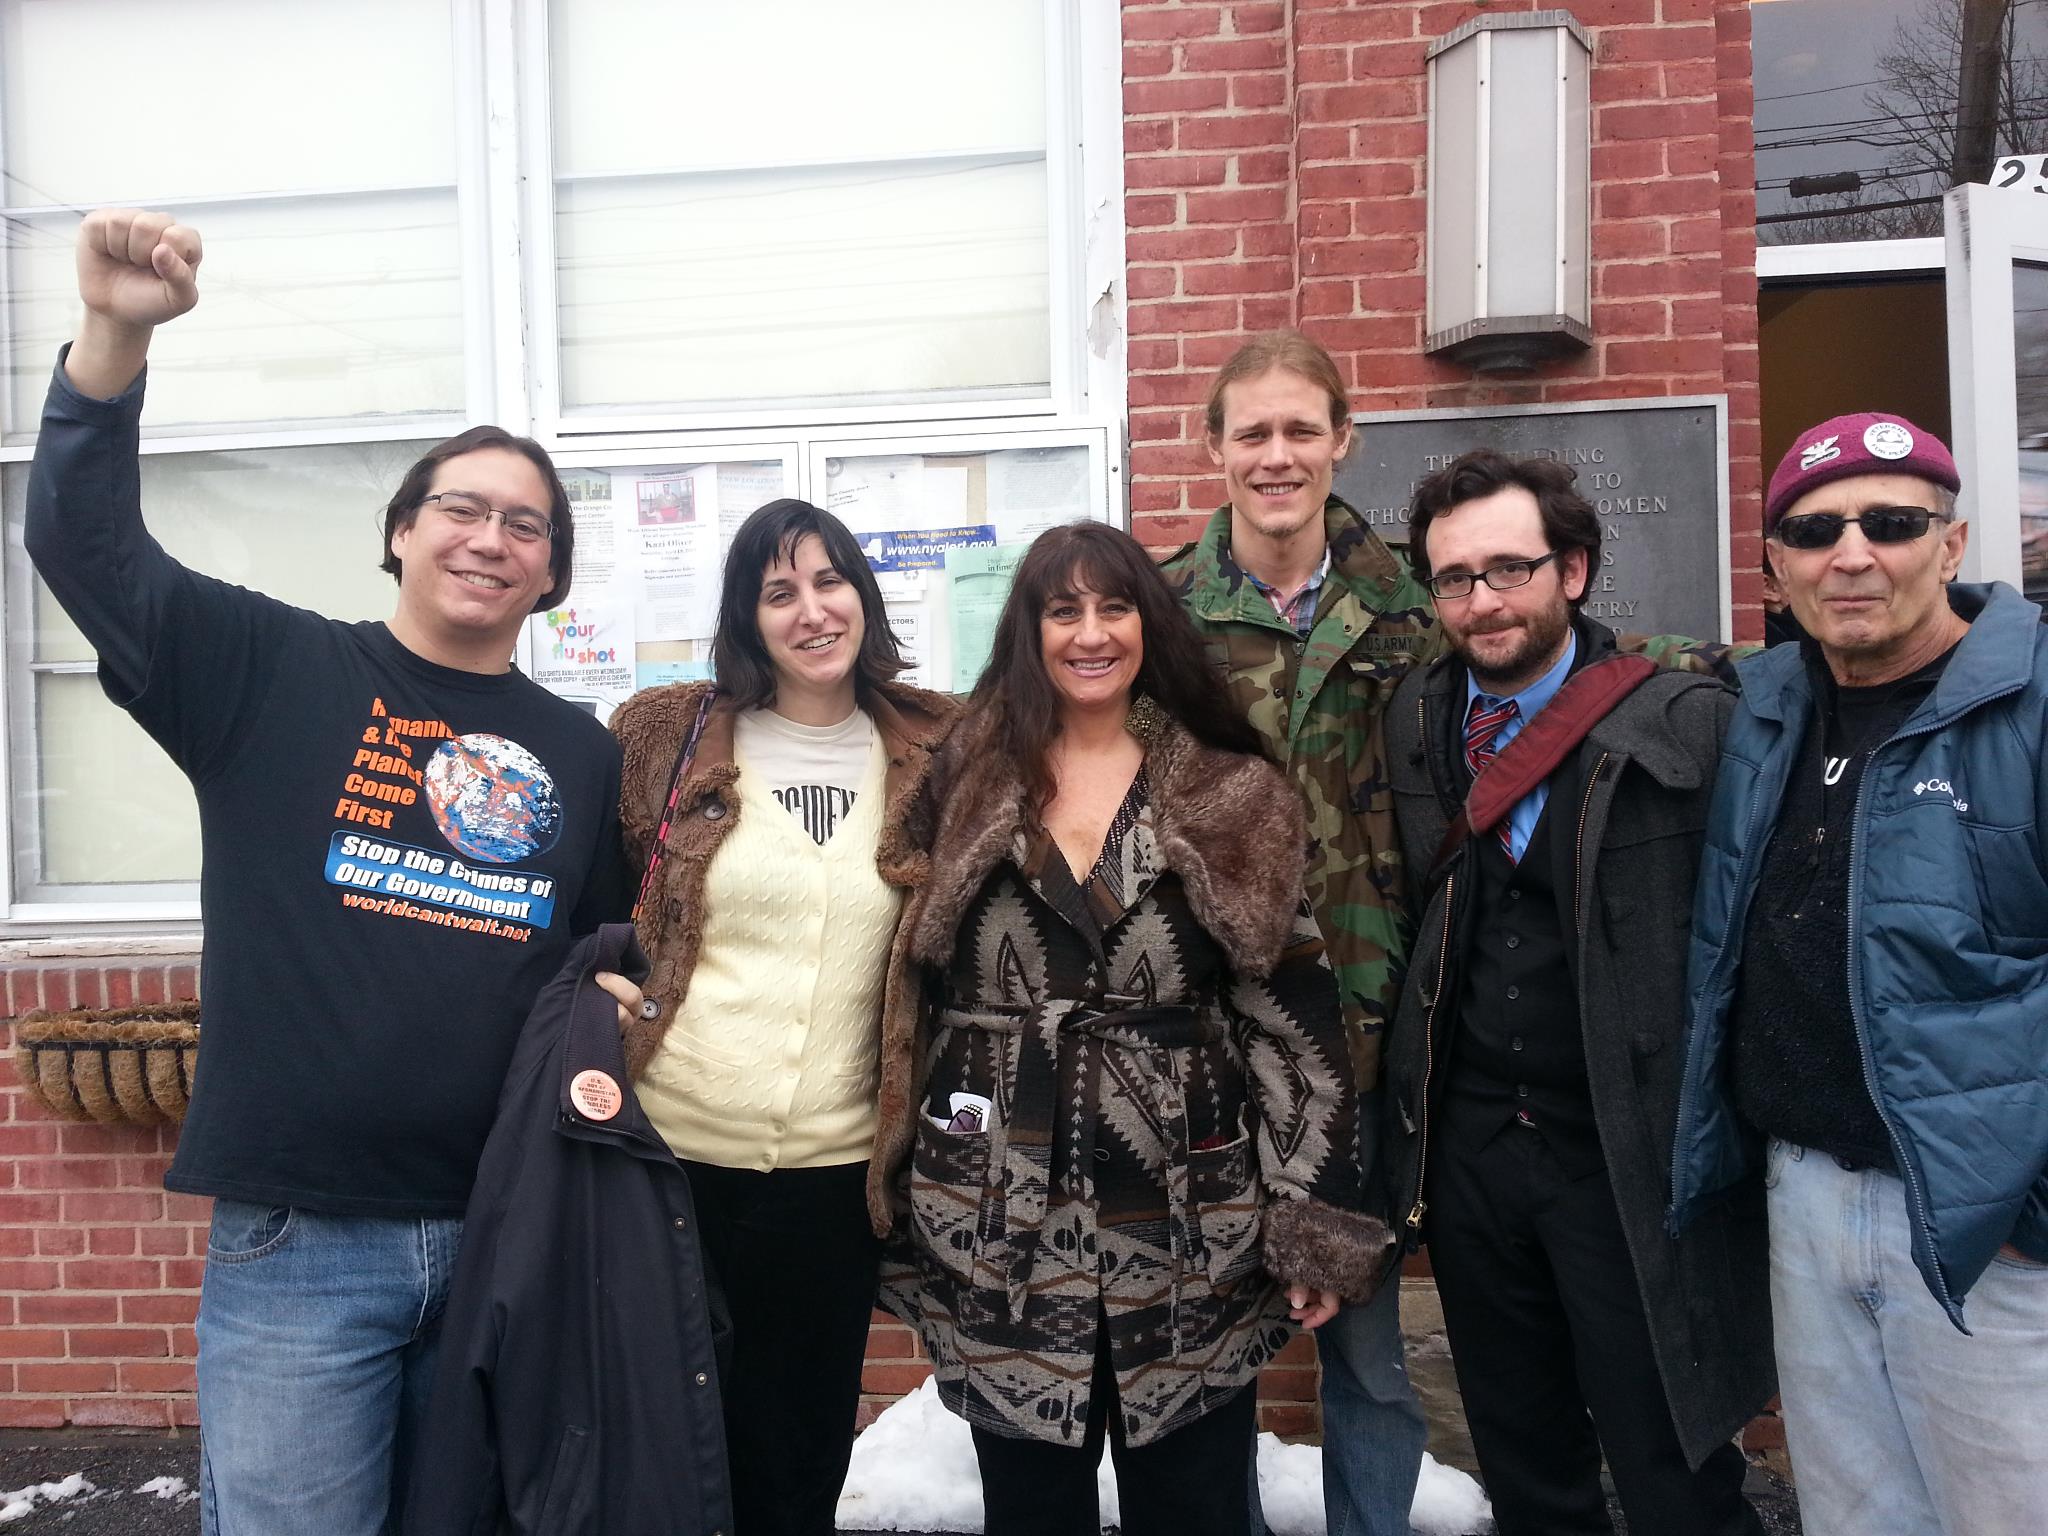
[77,208,202,328]
[65,208,204,398]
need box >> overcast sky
[1752,0,2048,231]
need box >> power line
[1756,77,1890,105]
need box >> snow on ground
[135,1476,199,1504]
[0,1474,96,1524]
[837,1378,1494,1535]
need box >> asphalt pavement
[0,1430,201,1534]
[0,1426,1800,1534]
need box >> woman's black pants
[969,1314,1257,1536]
[681,1158,881,1536]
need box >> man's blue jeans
[1247,1276,1427,1536]
[1767,1139,2048,1536]
[1313,1273,1430,1536]
[196,1199,463,1536]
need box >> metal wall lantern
[1426,10,1593,373]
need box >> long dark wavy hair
[711,498,910,708]
[970,521,1268,811]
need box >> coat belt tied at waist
[936,997,1220,1343]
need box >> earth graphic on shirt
[422,734,564,863]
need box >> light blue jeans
[1767,1139,2048,1536]
[196,1199,463,1536]
[1250,1269,1429,1536]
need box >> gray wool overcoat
[1381,622,1776,1469]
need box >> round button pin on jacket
[570,1069,622,1121]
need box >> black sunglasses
[1774,506,1948,551]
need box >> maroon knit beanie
[1765,412,1961,532]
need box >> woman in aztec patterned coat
[875,522,1392,1536]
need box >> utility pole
[1952,0,2015,185]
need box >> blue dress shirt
[1464,631,1578,863]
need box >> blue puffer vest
[1669,583,2048,1330]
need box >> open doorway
[1759,276,1950,473]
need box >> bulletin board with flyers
[521,431,1115,721]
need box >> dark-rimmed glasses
[420,491,555,544]
[1423,550,1562,601]
[1773,506,1946,551]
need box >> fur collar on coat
[911,705,1308,979]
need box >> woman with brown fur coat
[610,499,958,1536]
[877,522,1390,1536]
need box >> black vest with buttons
[1445,724,1605,1177]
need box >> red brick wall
[1124,0,1764,641]
[1,961,204,1429]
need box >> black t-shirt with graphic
[1730,642,1954,1168]
[26,360,629,1216]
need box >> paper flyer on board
[986,448,1089,543]
[717,462,786,542]
[855,524,998,573]
[826,455,922,529]
[533,594,635,722]
[557,470,622,590]
[634,466,721,641]
[946,544,1032,693]
[634,659,713,691]
[885,605,933,690]
[826,456,970,533]
[854,522,995,604]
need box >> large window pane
[550,0,1051,411]
[556,161,1049,411]
[33,674,198,886]
[551,0,1044,171]
[6,441,429,894]
[0,0,454,199]
[6,194,464,434]
[1,0,462,432]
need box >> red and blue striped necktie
[1464,695,1521,861]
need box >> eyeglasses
[1423,550,1562,601]
[1773,506,1947,551]
[420,491,555,544]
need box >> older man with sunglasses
[1670,412,2048,1536]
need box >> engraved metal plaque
[1333,395,1731,640]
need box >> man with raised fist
[27,210,633,1535]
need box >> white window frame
[1756,237,1944,281]
[1945,178,2048,587]
[0,0,1126,934]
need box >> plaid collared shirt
[1243,545,1334,638]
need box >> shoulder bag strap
[630,687,718,926]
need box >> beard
[1450,601,1573,692]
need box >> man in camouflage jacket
[1162,497,1435,1095]
[1160,333,1437,1536]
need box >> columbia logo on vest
[1913,778,1969,813]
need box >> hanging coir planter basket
[12,1002,200,1127]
